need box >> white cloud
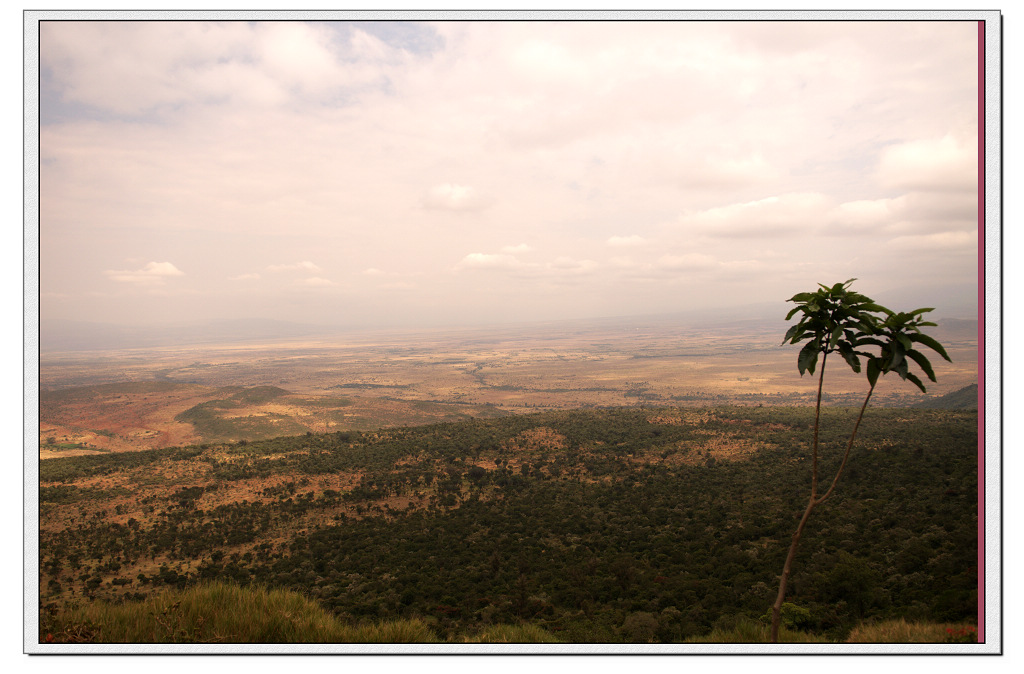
[293,277,337,287]
[40,22,980,327]
[422,184,492,212]
[40,22,405,115]
[655,254,718,272]
[549,257,598,274]
[456,253,528,271]
[680,192,831,238]
[381,281,416,291]
[268,261,321,273]
[876,134,977,193]
[887,231,977,252]
[829,198,897,228]
[104,261,184,286]
[825,191,977,236]
[606,235,647,247]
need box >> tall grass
[462,623,563,643]
[41,582,972,645]
[41,582,562,644]
[41,582,436,643]
[845,619,978,643]
[683,619,830,644]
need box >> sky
[36,19,982,330]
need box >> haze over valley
[38,311,978,458]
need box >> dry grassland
[39,318,978,456]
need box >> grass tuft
[462,623,562,643]
[41,582,436,643]
[684,620,829,644]
[845,619,978,643]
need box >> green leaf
[783,324,802,344]
[798,340,819,376]
[866,358,881,387]
[785,306,803,321]
[896,334,913,352]
[908,333,952,362]
[862,303,894,316]
[829,325,843,350]
[839,344,862,373]
[904,372,927,393]
[908,307,935,316]
[855,337,887,349]
[905,349,937,382]
[887,339,906,371]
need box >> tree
[770,279,950,642]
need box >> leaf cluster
[860,308,952,392]
[783,280,951,392]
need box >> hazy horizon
[38,20,980,332]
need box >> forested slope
[39,406,978,643]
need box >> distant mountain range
[913,384,979,410]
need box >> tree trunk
[770,496,817,642]
[770,352,827,643]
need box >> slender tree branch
[771,350,828,643]
[816,383,875,506]
[769,495,817,643]
[811,351,828,498]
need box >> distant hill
[913,384,978,410]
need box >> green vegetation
[845,618,978,643]
[38,405,977,644]
[174,387,306,441]
[39,445,204,483]
[38,581,974,645]
[40,582,451,643]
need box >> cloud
[456,253,528,271]
[381,281,416,291]
[104,261,184,286]
[655,254,718,272]
[680,192,830,238]
[229,272,260,281]
[825,191,977,236]
[606,235,647,247]
[875,134,977,193]
[887,230,977,252]
[40,22,980,327]
[40,22,403,115]
[268,261,321,273]
[549,257,598,274]
[456,252,596,278]
[611,252,721,282]
[293,277,337,287]
[423,184,492,212]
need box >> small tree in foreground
[770,279,950,643]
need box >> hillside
[38,406,978,643]
[913,384,979,410]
